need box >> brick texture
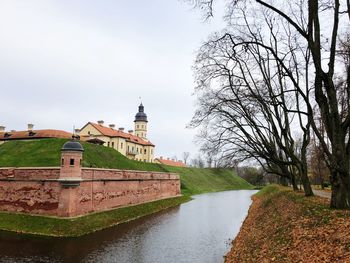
[0,168,180,217]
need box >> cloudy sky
[0,0,226,159]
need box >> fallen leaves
[225,186,350,263]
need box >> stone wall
[0,167,180,217]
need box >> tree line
[188,0,350,208]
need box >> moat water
[0,190,256,263]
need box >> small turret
[59,139,84,184]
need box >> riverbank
[0,195,191,237]
[225,185,350,263]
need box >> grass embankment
[0,195,191,237]
[0,138,252,195]
[0,139,251,237]
[225,185,350,263]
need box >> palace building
[78,103,155,162]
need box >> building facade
[78,104,155,162]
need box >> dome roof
[134,103,148,122]
[61,140,84,152]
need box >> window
[144,159,146,162]
[112,142,114,148]
[61,158,64,166]
[70,159,75,166]
[137,125,139,128]
[107,142,110,147]
[137,148,139,153]
[88,131,90,135]
[80,159,82,166]
[144,149,147,154]
[121,142,123,149]
[151,149,153,154]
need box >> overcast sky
[0,0,226,159]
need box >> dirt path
[313,189,331,199]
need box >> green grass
[0,195,191,237]
[254,184,281,197]
[0,139,167,172]
[166,166,253,195]
[0,139,252,195]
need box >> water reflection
[0,190,256,263]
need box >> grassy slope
[0,139,252,195]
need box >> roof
[0,129,73,141]
[134,103,148,122]
[85,137,105,145]
[61,140,84,152]
[82,122,155,146]
[155,158,186,167]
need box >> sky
[0,0,226,160]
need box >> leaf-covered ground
[225,185,350,263]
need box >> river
[0,190,256,263]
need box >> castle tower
[60,140,84,181]
[134,103,148,140]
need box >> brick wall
[0,167,180,217]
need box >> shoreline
[225,185,350,262]
[0,195,191,238]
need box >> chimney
[128,130,133,134]
[160,156,163,160]
[97,120,104,125]
[27,123,34,132]
[167,158,170,160]
[0,126,5,132]
[118,127,124,131]
[109,124,115,129]
[11,130,16,133]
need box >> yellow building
[78,104,155,162]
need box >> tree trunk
[280,176,288,186]
[299,163,314,196]
[300,172,314,196]
[330,170,350,209]
[290,175,299,191]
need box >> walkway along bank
[0,140,181,217]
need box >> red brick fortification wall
[0,168,181,217]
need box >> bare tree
[182,152,190,164]
[190,0,350,208]
[191,154,205,168]
[190,9,315,194]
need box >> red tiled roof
[0,129,72,140]
[155,158,186,167]
[84,122,155,146]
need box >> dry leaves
[225,187,350,263]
